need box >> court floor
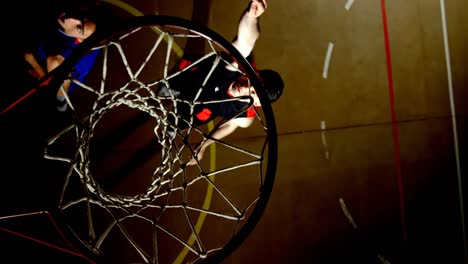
[1,0,467,263]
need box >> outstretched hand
[247,0,268,18]
[187,144,207,166]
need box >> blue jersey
[34,27,99,92]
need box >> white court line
[339,198,391,262]
[321,121,329,160]
[345,0,355,11]
[323,42,334,79]
[339,198,357,229]
[440,0,467,261]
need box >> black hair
[59,1,97,19]
[258,69,284,103]
[57,0,112,32]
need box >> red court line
[0,76,52,115]
[0,227,94,263]
[0,211,95,264]
[1,88,38,114]
[380,0,407,241]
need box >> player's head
[57,0,107,42]
[233,69,284,107]
[58,15,97,42]
[257,69,284,103]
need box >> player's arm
[46,54,65,72]
[232,0,267,58]
[187,117,254,166]
[47,54,72,96]
[24,52,47,79]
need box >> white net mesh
[42,16,277,264]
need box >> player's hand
[247,0,267,18]
[187,145,206,166]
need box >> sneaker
[56,96,68,112]
[167,129,176,139]
[158,85,180,97]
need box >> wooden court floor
[1,0,467,263]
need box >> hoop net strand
[42,17,275,264]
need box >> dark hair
[258,69,284,103]
[59,0,97,18]
[58,0,111,31]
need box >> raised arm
[187,1,268,166]
[186,117,254,166]
[232,0,268,58]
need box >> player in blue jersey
[23,0,104,112]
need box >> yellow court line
[101,0,184,57]
[99,1,216,263]
[173,122,216,264]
